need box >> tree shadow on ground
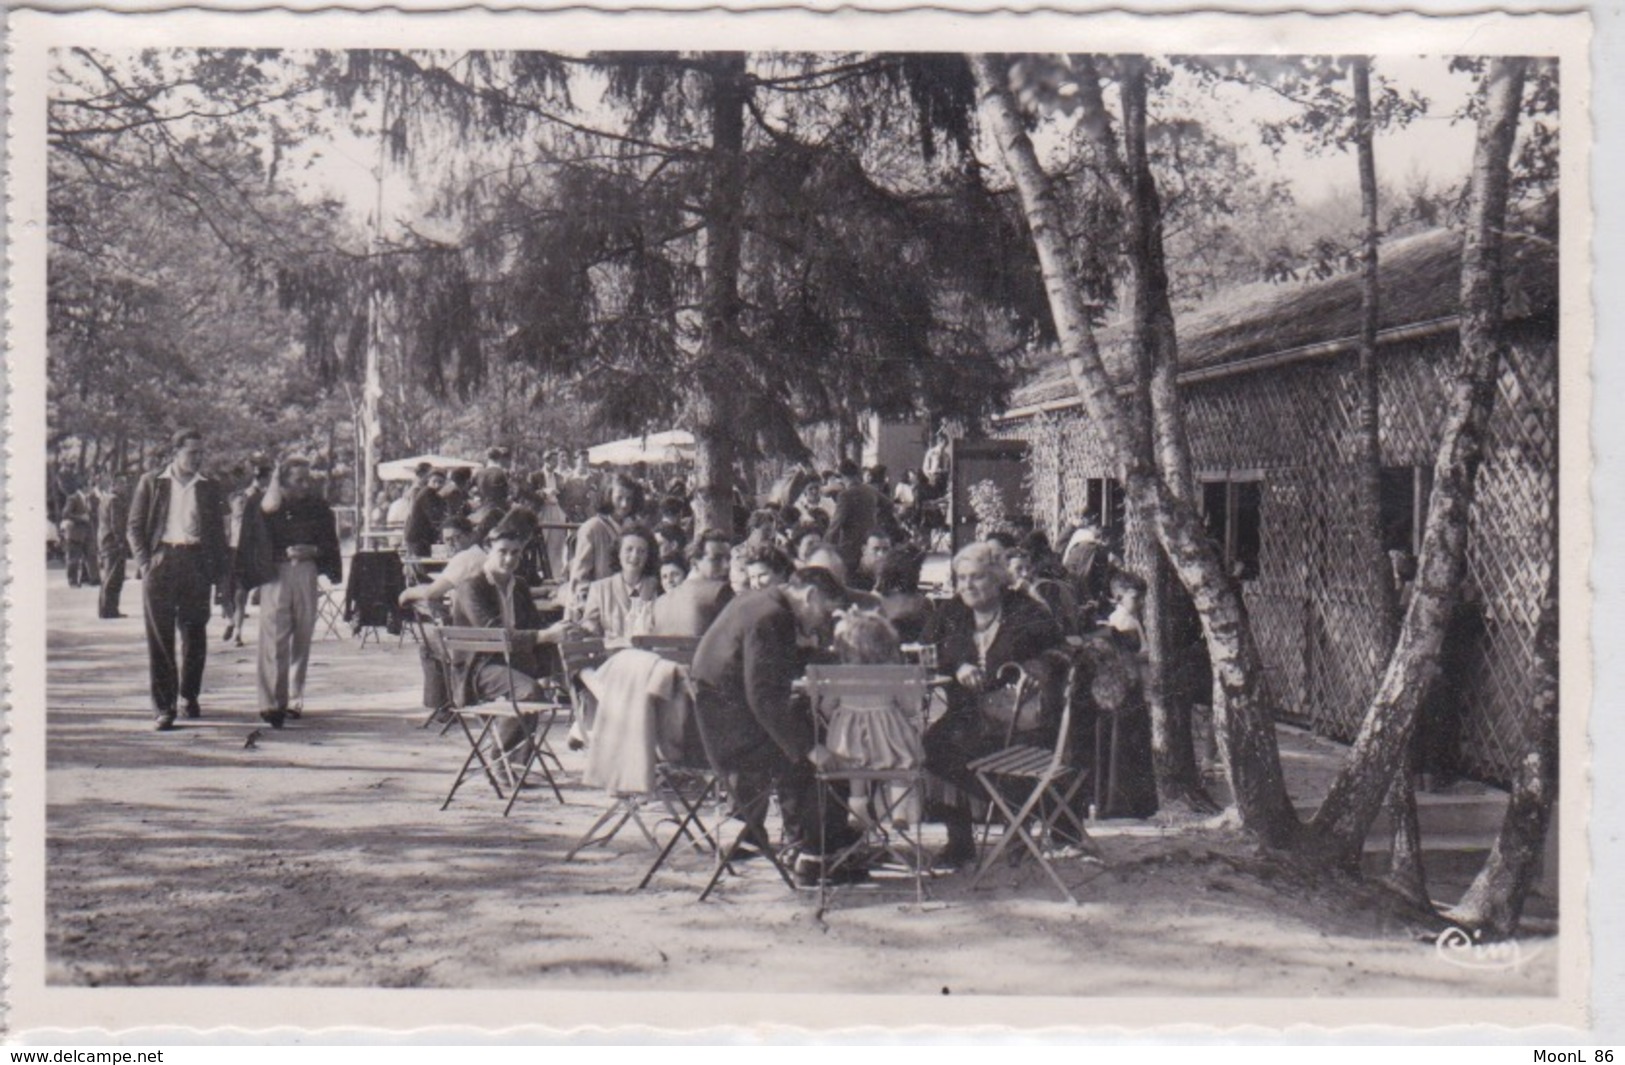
[42,583,1556,996]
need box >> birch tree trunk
[1307,57,1529,868]
[972,53,1295,844]
[1119,58,1213,812]
[1348,57,1430,907]
[1448,556,1559,938]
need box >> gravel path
[42,569,1557,1004]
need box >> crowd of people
[61,428,1159,887]
[385,442,1157,885]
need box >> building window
[1083,477,1126,544]
[1200,476,1262,580]
[1380,465,1433,557]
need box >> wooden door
[949,439,1030,555]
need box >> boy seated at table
[450,509,581,747]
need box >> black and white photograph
[4,5,1593,1036]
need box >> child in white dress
[809,611,926,829]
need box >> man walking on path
[127,428,229,730]
[240,455,342,729]
[96,476,129,619]
[60,483,94,588]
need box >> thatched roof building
[1005,225,1557,414]
[993,224,1558,784]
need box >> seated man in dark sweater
[688,565,862,885]
[449,507,577,706]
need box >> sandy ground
[42,568,1558,997]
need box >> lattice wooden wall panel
[999,324,1558,784]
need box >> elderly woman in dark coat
[924,541,1068,867]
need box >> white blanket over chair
[578,648,690,795]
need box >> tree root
[1154,783,1223,819]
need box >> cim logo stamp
[1433,925,1542,971]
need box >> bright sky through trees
[283,53,1479,242]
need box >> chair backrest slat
[558,637,611,677]
[422,625,453,662]
[1053,651,1086,773]
[438,626,511,655]
[436,625,526,712]
[804,664,930,729]
[630,634,700,666]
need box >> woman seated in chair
[579,525,660,640]
[873,541,935,645]
[1007,546,1082,638]
[923,541,1068,869]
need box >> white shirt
[161,465,203,545]
[923,444,949,480]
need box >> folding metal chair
[566,791,661,860]
[437,626,567,816]
[316,582,345,640]
[695,765,799,903]
[628,638,713,869]
[968,654,1099,903]
[633,760,726,889]
[804,664,933,909]
[411,610,458,732]
[567,636,702,864]
[638,678,798,900]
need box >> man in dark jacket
[648,529,734,638]
[96,476,129,618]
[127,428,230,730]
[449,509,580,754]
[689,565,859,881]
[449,508,576,706]
[403,468,447,558]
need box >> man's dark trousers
[143,545,212,712]
[724,743,859,858]
[98,547,126,617]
